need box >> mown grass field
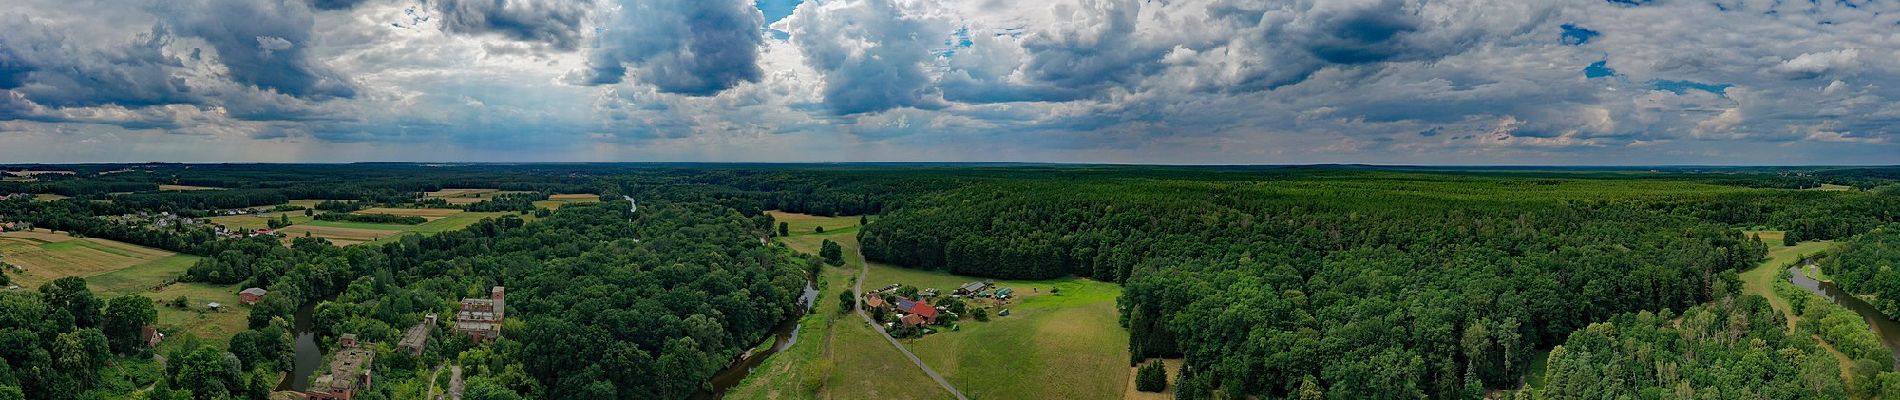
[357,207,466,219]
[533,194,601,210]
[0,230,244,347]
[267,209,510,246]
[1,230,187,289]
[733,212,1127,400]
[208,211,312,230]
[33,193,68,202]
[866,263,1131,400]
[770,210,866,236]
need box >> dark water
[275,303,321,391]
[692,281,819,399]
[1787,266,1900,368]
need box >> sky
[0,0,1897,165]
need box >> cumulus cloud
[567,0,765,96]
[155,0,357,99]
[434,0,594,51]
[779,0,940,114]
[2,0,1899,164]
[1771,49,1860,79]
[0,16,193,108]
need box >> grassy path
[1737,235,1853,386]
[1739,239,1833,330]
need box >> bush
[820,240,844,266]
[1136,359,1167,392]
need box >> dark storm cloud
[435,0,592,50]
[570,0,764,96]
[309,0,368,10]
[0,15,195,108]
[156,0,356,99]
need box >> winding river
[691,280,819,400]
[1787,265,1900,368]
[276,302,321,391]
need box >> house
[239,288,268,305]
[142,325,163,348]
[454,286,505,341]
[894,299,916,312]
[955,281,991,296]
[904,299,938,324]
[863,294,887,310]
[307,334,375,400]
[899,313,927,327]
[398,314,435,356]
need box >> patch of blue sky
[935,27,976,58]
[1651,80,1732,96]
[756,0,801,24]
[1560,24,1599,46]
[1584,60,1617,78]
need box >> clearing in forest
[1739,230,1834,329]
[33,194,68,202]
[534,194,601,210]
[728,212,951,400]
[741,211,1130,400]
[158,184,221,191]
[865,262,1130,400]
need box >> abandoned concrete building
[398,314,435,356]
[307,334,375,400]
[454,286,504,341]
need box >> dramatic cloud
[434,0,594,51]
[155,0,357,99]
[779,0,939,114]
[569,0,766,96]
[0,0,1897,164]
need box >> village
[862,280,1023,338]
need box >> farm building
[903,299,938,324]
[238,288,268,304]
[398,314,435,356]
[307,334,376,400]
[955,281,991,296]
[455,286,505,341]
[900,313,927,327]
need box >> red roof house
[905,299,938,324]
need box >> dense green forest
[0,277,167,399]
[858,173,1900,397]
[1829,227,1900,319]
[3,164,1899,399]
[1538,294,1853,399]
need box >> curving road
[853,249,969,400]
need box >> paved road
[853,249,968,400]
